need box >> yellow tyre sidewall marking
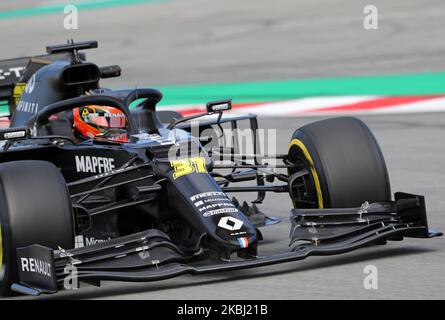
[288,138,324,208]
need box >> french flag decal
[237,237,249,248]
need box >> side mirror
[100,65,121,79]
[206,99,232,113]
[0,127,29,141]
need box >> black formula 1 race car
[0,41,441,296]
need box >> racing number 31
[170,157,207,179]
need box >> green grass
[155,71,445,106]
[3,71,445,115]
[0,0,170,20]
[0,101,9,116]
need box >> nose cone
[214,214,257,249]
[160,157,258,253]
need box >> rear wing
[0,52,85,117]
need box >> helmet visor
[82,107,127,129]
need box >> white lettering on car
[75,156,116,174]
[20,257,52,277]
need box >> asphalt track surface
[2,0,445,86]
[1,0,444,299]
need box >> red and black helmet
[73,105,128,143]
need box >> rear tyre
[0,161,74,296]
[287,117,391,208]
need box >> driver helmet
[73,105,128,143]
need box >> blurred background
[1,0,445,109]
[1,0,444,300]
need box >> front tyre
[287,117,391,208]
[0,161,74,296]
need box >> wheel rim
[288,138,324,208]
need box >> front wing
[12,192,441,295]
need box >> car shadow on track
[29,246,437,300]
